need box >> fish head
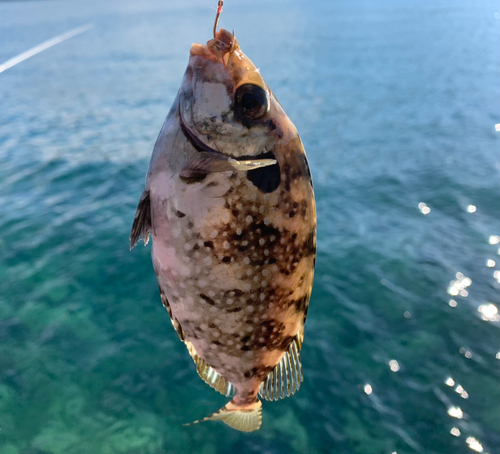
[179,29,287,158]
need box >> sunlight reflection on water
[478,303,499,322]
[388,359,400,372]
[447,406,464,419]
[447,272,472,297]
[489,235,500,245]
[466,437,484,453]
[418,202,430,215]
[454,385,469,400]
[459,347,473,359]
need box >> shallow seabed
[0,0,499,453]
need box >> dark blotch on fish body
[200,294,216,305]
[242,152,280,193]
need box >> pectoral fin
[130,190,151,249]
[180,152,276,180]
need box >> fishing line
[0,24,93,74]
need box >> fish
[130,7,316,432]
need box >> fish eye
[234,84,269,120]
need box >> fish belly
[150,164,315,390]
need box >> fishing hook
[213,1,223,38]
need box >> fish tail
[186,398,262,432]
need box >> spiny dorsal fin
[187,399,262,432]
[184,340,234,397]
[158,289,234,396]
[258,337,303,401]
[160,291,185,341]
[130,190,151,249]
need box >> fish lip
[190,29,238,64]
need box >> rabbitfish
[130,25,316,432]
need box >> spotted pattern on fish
[152,157,314,393]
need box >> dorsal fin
[158,289,234,396]
[130,190,151,249]
[258,337,303,401]
[160,291,185,341]
[184,340,235,397]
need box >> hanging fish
[130,2,316,432]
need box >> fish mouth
[190,29,238,65]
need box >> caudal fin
[188,398,262,432]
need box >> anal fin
[130,190,151,249]
[184,340,234,397]
[258,337,303,401]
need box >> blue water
[1,0,499,453]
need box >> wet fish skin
[131,29,316,431]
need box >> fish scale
[131,27,315,432]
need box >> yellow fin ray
[188,399,262,432]
[258,338,303,401]
[185,340,234,397]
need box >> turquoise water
[1,0,499,453]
